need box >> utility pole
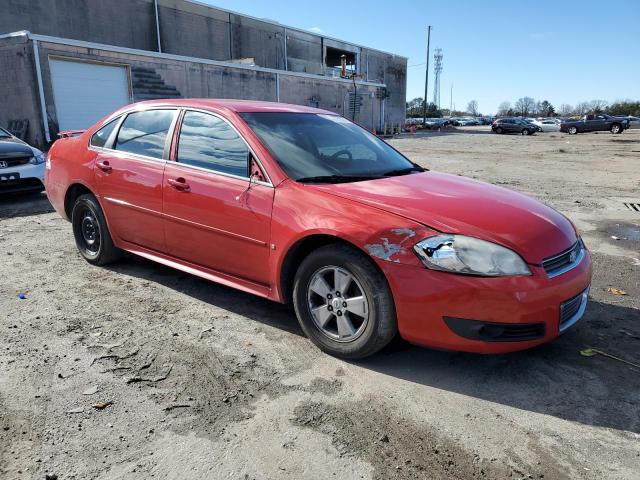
[422,26,432,126]
[450,83,453,116]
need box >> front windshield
[240,112,421,182]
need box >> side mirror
[249,155,267,183]
[237,155,267,202]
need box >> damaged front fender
[364,226,436,266]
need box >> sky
[200,0,639,114]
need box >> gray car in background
[491,118,541,135]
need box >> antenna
[432,48,443,109]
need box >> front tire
[71,193,121,265]
[522,129,531,136]
[293,244,397,359]
[495,127,503,134]
[610,123,622,134]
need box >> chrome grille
[0,156,31,167]
[542,241,583,278]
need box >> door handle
[96,160,112,173]
[167,177,190,192]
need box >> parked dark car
[491,118,541,135]
[424,118,447,129]
[559,114,629,134]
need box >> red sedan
[45,100,592,358]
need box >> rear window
[90,118,119,148]
[115,110,175,159]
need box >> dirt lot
[1,127,639,480]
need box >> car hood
[0,138,34,159]
[313,172,577,264]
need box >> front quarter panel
[270,180,437,300]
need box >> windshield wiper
[381,166,425,177]
[296,174,382,184]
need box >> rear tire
[610,123,622,134]
[71,193,121,265]
[568,126,578,135]
[293,244,397,359]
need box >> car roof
[127,98,336,115]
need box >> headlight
[413,234,531,276]
[29,153,46,165]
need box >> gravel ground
[1,127,639,480]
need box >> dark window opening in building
[325,47,357,76]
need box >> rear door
[162,110,274,285]
[94,109,177,252]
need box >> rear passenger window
[177,111,249,177]
[115,110,175,159]
[90,118,119,148]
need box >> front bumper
[0,162,45,194]
[380,248,593,353]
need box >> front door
[162,110,274,285]
[94,109,177,252]
[584,115,598,132]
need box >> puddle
[603,222,640,248]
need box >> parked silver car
[0,127,46,194]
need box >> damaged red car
[46,100,592,358]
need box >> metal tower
[432,48,443,109]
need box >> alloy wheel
[307,266,369,342]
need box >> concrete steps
[131,66,182,101]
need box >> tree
[589,99,608,114]
[514,97,535,116]
[607,100,640,116]
[559,104,573,116]
[539,100,556,117]
[467,100,479,116]
[534,101,542,116]
[574,102,591,116]
[406,97,424,117]
[425,102,442,117]
[497,101,511,116]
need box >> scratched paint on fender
[365,228,417,262]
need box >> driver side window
[177,111,249,178]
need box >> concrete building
[0,0,407,148]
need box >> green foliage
[539,100,555,117]
[406,98,442,118]
[607,101,640,116]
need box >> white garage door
[49,59,131,131]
